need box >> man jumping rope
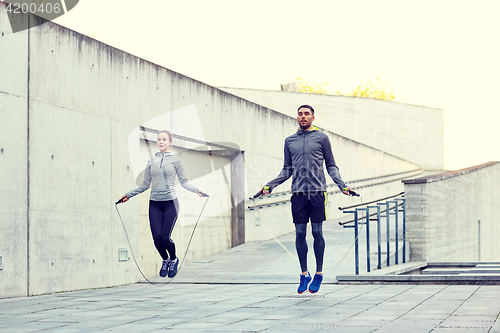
[259,105,353,294]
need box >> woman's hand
[119,194,129,203]
[197,190,207,197]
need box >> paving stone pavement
[1,220,500,332]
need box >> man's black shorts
[291,192,327,224]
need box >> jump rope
[115,186,361,285]
[115,194,209,286]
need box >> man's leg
[309,192,327,275]
[311,222,325,275]
[292,193,312,293]
[295,223,312,294]
[291,193,309,274]
[308,192,326,293]
[295,223,308,273]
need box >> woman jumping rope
[118,130,206,278]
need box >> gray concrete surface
[2,220,500,332]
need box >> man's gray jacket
[266,127,346,193]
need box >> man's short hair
[297,105,314,115]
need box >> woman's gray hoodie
[126,152,198,201]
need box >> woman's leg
[311,222,325,273]
[295,223,308,273]
[149,200,169,260]
[160,199,179,260]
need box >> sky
[47,0,500,170]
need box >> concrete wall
[0,10,29,298]
[403,162,500,262]
[220,87,444,170]
[0,3,420,297]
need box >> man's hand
[342,187,360,196]
[261,186,271,196]
[342,187,353,196]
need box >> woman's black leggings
[295,222,325,273]
[149,199,179,260]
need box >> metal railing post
[403,199,406,263]
[354,210,359,275]
[365,207,370,272]
[343,210,358,275]
[369,205,381,269]
[396,198,406,263]
[378,201,390,267]
[387,201,390,266]
[388,201,399,265]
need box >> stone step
[475,264,500,268]
[422,268,500,275]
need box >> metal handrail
[342,194,406,275]
[338,192,404,211]
[339,202,402,226]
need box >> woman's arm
[174,159,200,194]
[122,159,153,201]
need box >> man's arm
[261,139,293,195]
[322,135,348,192]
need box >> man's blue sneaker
[167,257,179,278]
[297,272,312,294]
[160,259,170,278]
[309,274,323,293]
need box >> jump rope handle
[250,186,272,200]
[250,190,263,200]
[344,188,360,197]
[201,193,209,197]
